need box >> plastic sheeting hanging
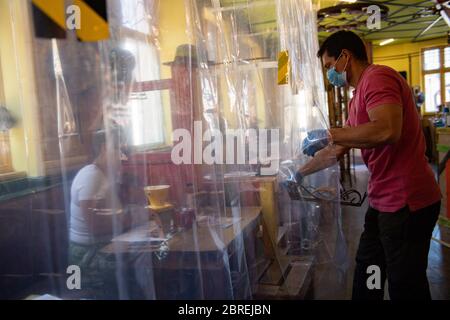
[186,0,348,299]
[0,0,348,300]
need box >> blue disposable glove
[279,161,305,200]
[302,129,330,157]
[279,160,304,184]
[294,171,303,185]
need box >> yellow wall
[0,0,43,176]
[372,37,447,92]
[158,0,191,145]
[159,0,190,79]
[0,53,5,105]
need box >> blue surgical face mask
[327,52,349,87]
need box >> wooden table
[102,206,262,254]
[100,207,264,299]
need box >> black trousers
[352,201,440,300]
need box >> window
[0,58,13,174]
[422,45,450,113]
[424,49,440,71]
[119,0,166,148]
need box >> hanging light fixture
[379,38,395,46]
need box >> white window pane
[446,72,450,103]
[128,90,165,146]
[123,40,160,82]
[121,0,150,34]
[445,47,450,68]
[121,37,165,148]
[424,49,440,71]
[424,73,441,112]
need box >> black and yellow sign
[278,51,289,85]
[32,0,109,41]
[32,0,66,39]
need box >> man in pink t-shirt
[296,31,441,300]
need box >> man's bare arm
[298,144,349,177]
[79,200,130,236]
[329,104,402,149]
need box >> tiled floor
[334,162,450,300]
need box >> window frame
[118,1,169,151]
[422,45,450,114]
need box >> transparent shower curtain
[1,0,348,300]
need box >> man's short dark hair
[317,30,368,62]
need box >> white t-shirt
[69,164,121,245]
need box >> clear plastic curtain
[185,0,348,299]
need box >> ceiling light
[339,0,357,3]
[379,38,395,46]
